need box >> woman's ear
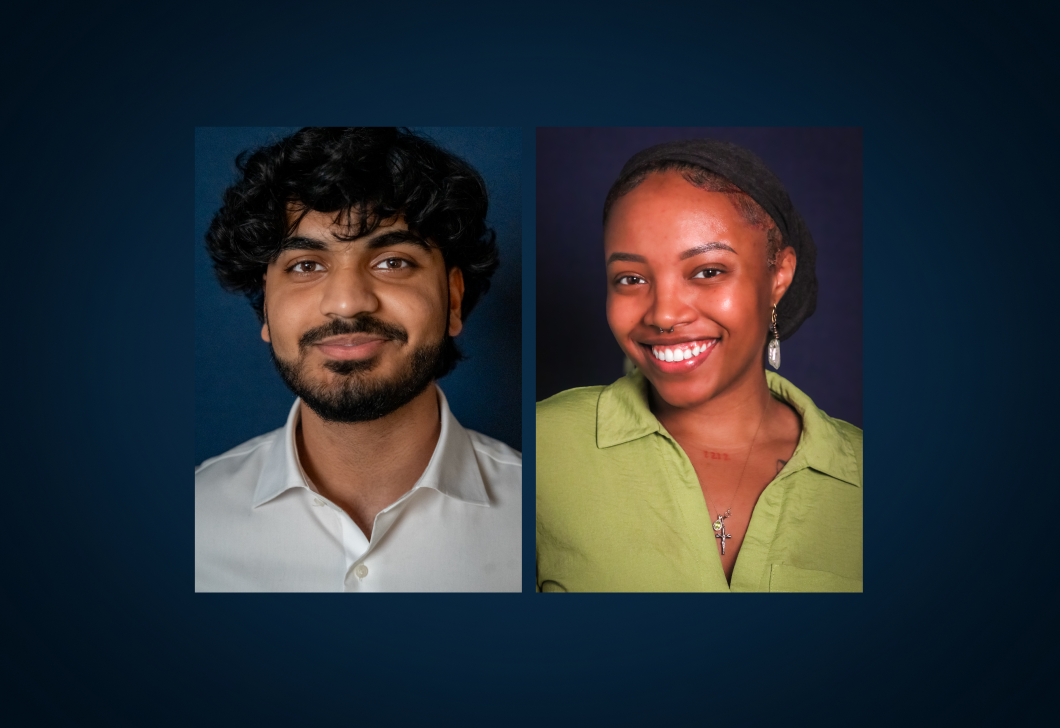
[447,267,465,337]
[771,246,797,305]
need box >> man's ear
[771,246,797,306]
[261,278,271,343]
[447,267,465,337]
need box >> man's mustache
[298,315,409,350]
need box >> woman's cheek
[605,299,627,337]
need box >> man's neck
[295,384,442,539]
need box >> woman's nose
[646,278,695,332]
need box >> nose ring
[656,326,675,334]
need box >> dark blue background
[14,14,1025,715]
[195,127,522,464]
[537,127,862,427]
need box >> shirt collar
[252,385,490,509]
[596,368,860,488]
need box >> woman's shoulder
[799,408,863,489]
[814,397,862,459]
[536,385,609,459]
[828,415,863,446]
[826,414,863,484]
[768,371,862,440]
[536,385,607,425]
[767,371,863,486]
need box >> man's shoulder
[465,429,522,469]
[195,428,284,486]
[459,428,521,506]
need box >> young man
[195,127,521,592]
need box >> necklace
[704,405,766,556]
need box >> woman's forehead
[604,172,766,257]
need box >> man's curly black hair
[205,127,500,331]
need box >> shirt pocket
[768,564,862,593]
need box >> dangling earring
[767,304,781,370]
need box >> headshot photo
[535,127,862,592]
[195,127,522,592]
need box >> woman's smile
[637,337,719,373]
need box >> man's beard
[269,314,450,423]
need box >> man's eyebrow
[607,252,647,264]
[278,235,330,253]
[277,230,433,255]
[679,242,736,260]
[365,230,433,253]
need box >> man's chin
[270,338,448,423]
[300,379,435,424]
[322,357,380,376]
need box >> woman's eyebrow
[607,252,647,264]
[679,242,736,260]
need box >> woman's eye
[375,258,412,270]
[616,275,646,286]
[693,268,723,279]
[289,261,324,274]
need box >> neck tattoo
[705,405,766,556]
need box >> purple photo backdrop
[536,127,862,428]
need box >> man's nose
[319,264,380,318]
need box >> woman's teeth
[650,340,715,362]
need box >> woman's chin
[646,378,717,411]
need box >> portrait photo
[195,127,522,592]
[535,127,862,592]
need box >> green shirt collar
[596,368,860,488]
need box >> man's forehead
[277,209,435,257]
[288,208,408,239]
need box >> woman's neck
[651,367,777,450]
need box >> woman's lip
[638,336,712,347]
[314,339,388,360]
[639,338,718,373]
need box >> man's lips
[638,338,719,372]
[312,335,390,361]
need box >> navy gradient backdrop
[536,127,862,427]
[195,127,522,465]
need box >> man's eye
[289,261,324,274]
[616,275,646,286]
[693,268,722,279]
[375,258,412,270]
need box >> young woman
[535,139,863,592]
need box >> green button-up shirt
[536,370,862,592]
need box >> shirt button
[312,498,325,507]
[354,564,369,579]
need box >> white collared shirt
[195,387,521,592]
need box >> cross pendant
[714,511,732,555]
